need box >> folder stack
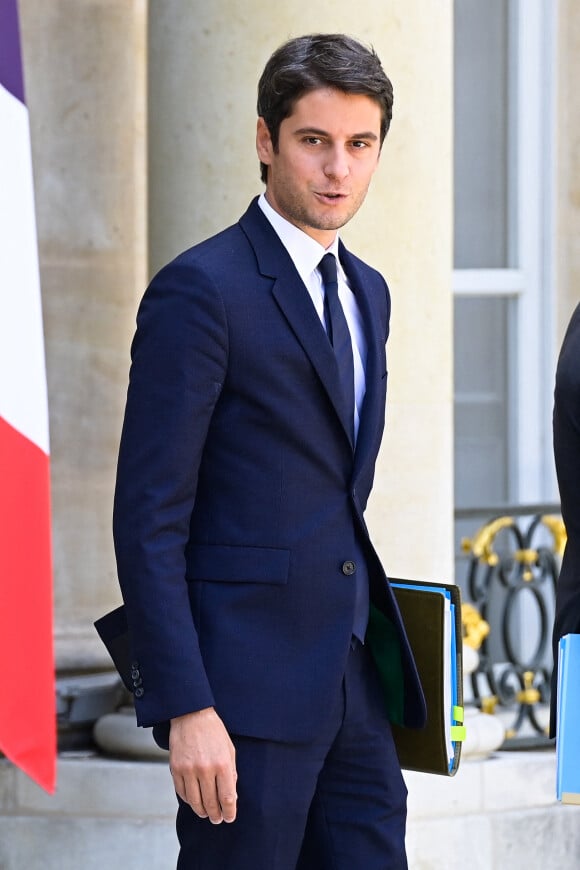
[367,578,465,776]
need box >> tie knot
[318,253,338,288]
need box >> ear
[256,117,274,166]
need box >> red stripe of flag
[0,415,55,792]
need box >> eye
[351,140,368,149]
[303,136,322,146]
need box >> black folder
[367,578,465,776]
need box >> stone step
[405,750,580,869]
[0,750,578,869]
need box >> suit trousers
[175,639,408,870]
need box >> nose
[324,146,350,180]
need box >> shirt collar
[258,193,341,285]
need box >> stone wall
[18,0,147,671]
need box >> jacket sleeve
[112,254,228,727]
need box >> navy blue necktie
[318,253,355,441]
[319,254,369,642]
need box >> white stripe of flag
[0,83,49,454]
[0,0,56,794]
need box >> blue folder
[556,633,580,803]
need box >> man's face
[256,88,383,247]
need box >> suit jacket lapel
[240,200,355,449]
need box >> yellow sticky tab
[453,705,464,724]
[451,725,467,742]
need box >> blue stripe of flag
[0,0,25,104]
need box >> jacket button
[342,560,356,576]
[134,687,145,698]
[131,668,140,680]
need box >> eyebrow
[293,127,379,141]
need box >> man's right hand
[169,707,237,824]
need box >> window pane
[454,296,510,508]
[454,0,511,268]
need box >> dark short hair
[257,33,393,183]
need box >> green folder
[367,578,465,776]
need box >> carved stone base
[93,707,168,761]
[462,707,506,759]
[57,672,125,751]
[461,643,506,759]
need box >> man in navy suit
[551,303,580,734]
[113,33,425,869]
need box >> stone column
[18,0,147,675]
[556,0,580,341]
[149,0,454,581]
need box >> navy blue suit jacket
[551,303,580,735]
[113,198,426,743]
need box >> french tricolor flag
[0,0,56,792]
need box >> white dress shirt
[258,193,367,442]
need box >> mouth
[315,192,348,204]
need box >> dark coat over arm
[551,303,580,735]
